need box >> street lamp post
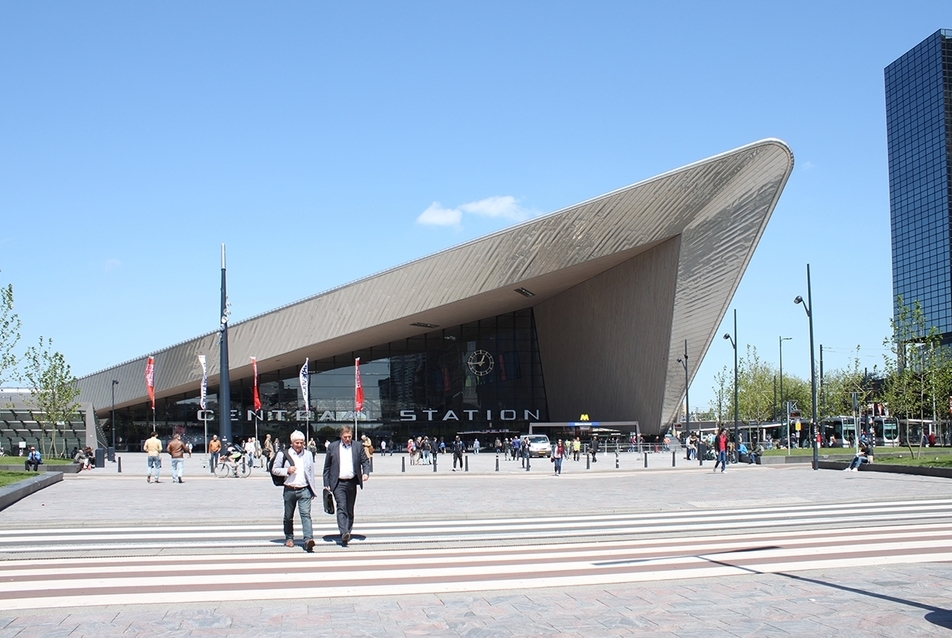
[722,309,739,457]
[794,263,819,471]
[111,379,119,451]
[779,336,791,425]
[677,339,689,460]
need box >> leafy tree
[881,296,952,454]
[22,336,80,457]
[0,275,20,388]
[736,345,775,423]
[709,366,730,424]
[821,348,879,417]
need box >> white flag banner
[198,355,207,410]
[299,358,309,413]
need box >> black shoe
[341,532,351,546]
[178,478,184,483]
[305,539,315,553]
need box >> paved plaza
[1,451,951,636]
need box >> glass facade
[111,309,548,450]
[885,29,952,339]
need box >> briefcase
[323,490,335,515]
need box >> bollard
[495,454,499,471]
[586,452,591,470]
[118,456,122,473]
[644,451,648,468]
[369,457,374,473]
[465,455,469,472]
[672,450,676,467]
[615,451,619,469]
[433,455,438,472]
[526,454,531,471]
[402,456,406,472]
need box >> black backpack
[269,450,290,487]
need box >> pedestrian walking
[166,433,187,483]
[323,425,371,547]
[143,431,162,483]
[452,435,465,471]
[271,430,319,552]
[553,439,564,476]
[208,435,221,473]
[713,428,728,473]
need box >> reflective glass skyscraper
[885,29,952,339]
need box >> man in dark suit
[323,425,371,547]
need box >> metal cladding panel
[77,140,793,418]
[535,238,680,428]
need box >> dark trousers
[25,459,39,471]
[283,486,313,541]
[453,451,464,468]
[332,478,358,536]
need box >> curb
[0,463,81,474]
[818,460,952,478]
[0,472,64,511]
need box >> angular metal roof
[77,139,793,432]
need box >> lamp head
[794,296,803,305]
[723,333,730,340]
[677,357,683,364]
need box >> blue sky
[1,2,949,411]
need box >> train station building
[75,139,793,448]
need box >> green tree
[710,366,730,424]
[821,348,879,418]
[22,336,80,458]
[0,275,20,387]
[737,345,775,423]
[881,296,951,454]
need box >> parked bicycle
[215,445,252,478]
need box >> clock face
[467,349,494,376]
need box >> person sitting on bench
[845,444,869,472]
[24,446,42,471]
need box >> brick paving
[1,451,951,635]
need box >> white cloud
[103,258,121,272]
[416,196,538,228]
[416,202,463,227]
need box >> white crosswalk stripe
[2,499,951,610]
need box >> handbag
[323,490,335,515]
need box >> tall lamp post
[794,263,819,471]
[722,309,739,454]
[779,336,791,422]
[677,339,689,460]
[111,379,119,451]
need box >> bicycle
[214,448,253,478]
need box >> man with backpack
[270,430,319,552]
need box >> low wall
[0,463,81,474]
[0,471,63,511]
[818,460,952,479]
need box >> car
[526,434,551,458]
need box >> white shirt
[338,443,355,480]
[285,446,310,488]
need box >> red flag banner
[145,356,155,409]
[355,357,364,412]
[251,356,261,412]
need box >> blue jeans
[147,455,161,480]
[554,457,563,474]
[209,451,219,473]
[171,458,184,480]
[283,487,313,542]
[716,450,726,471]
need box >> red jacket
[715,434,728,452]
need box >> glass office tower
[885,29,952,340]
